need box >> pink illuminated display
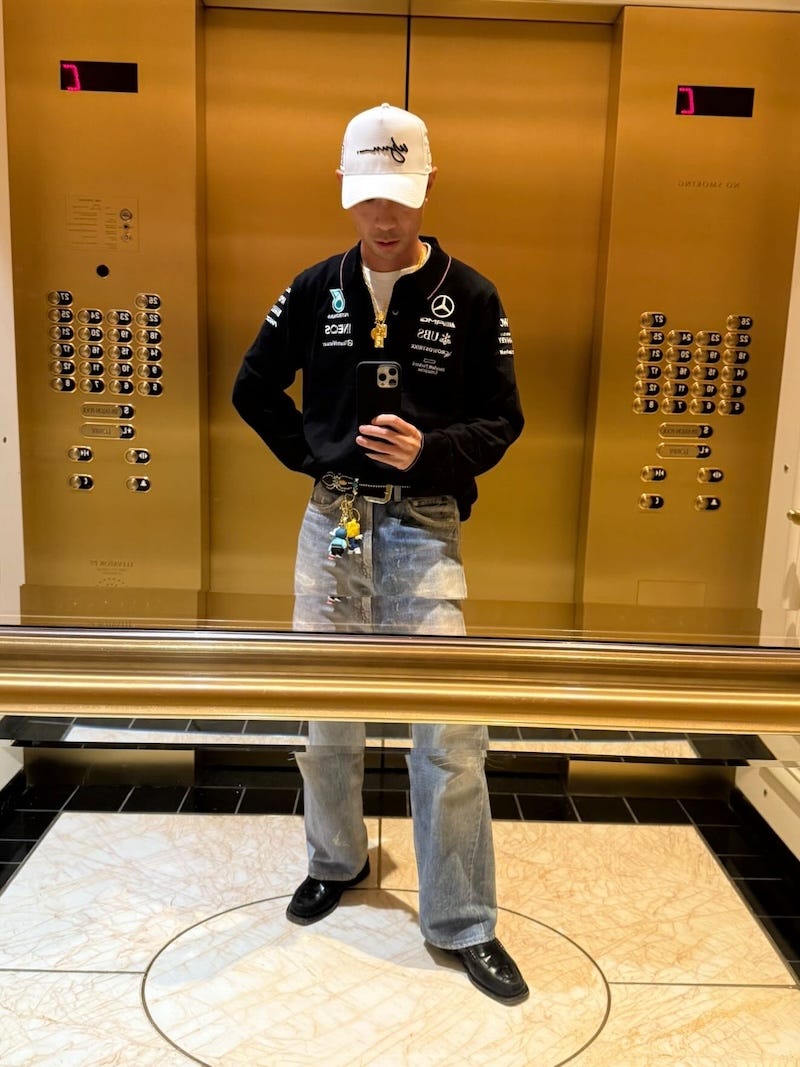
[61,62,81,91]
[677,86,695,115]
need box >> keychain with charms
[328,494,363,559]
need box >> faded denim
[292,483,497,949]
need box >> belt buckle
[363,485,393,504]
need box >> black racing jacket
[232,236,524,520]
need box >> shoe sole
[285,896,342,926]
[462,968,530,1005]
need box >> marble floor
[0,803,799,1065]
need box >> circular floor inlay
[143,890,609,1066]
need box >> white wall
[0,0,24,626]
[757,205,800,645]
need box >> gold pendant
[371,319,387,349]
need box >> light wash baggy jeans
[292,481,497,950]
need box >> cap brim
[341,172,427,210]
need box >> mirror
[1,0,799,762]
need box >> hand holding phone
[355,361,422,470]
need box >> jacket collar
[338,235,452,301]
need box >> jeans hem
[422,924,496,952]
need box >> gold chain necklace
[362,243,428,349]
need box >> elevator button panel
[631,309,753,511]
[46,290,162,491]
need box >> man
[232,103,526,1004]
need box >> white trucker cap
[339,102,433,209]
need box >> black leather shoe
[445,938,529,1004]
[286,858,370,926]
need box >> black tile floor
[1,747,799,983]
[0,714,778,762]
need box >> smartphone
[356,360,402,426]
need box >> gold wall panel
[204,8,408,626]
[205,12,612,632]
[4,0,207,624]
[577,7,800,639]
[409,17,612,632]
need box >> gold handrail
[1,627,799,733]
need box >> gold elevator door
[205,10,612,634]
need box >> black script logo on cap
[357,136,408,165]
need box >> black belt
[320,472,410,503]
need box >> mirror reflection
[4,7,800,1046]
[2,4,800,752]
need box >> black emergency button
[639,494,665,510]
[695,496,722,511]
